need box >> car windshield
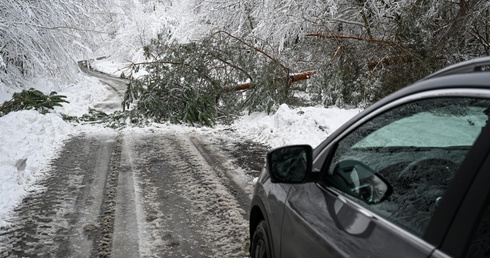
[354,106,487,148]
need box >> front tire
[251,220,272,258]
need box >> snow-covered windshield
[354,104,488,148]
[354,109,487,148]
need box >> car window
[323,97,490,237]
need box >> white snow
[0,65,360,227]
[0,0,361,228]
[0,110,73,228]
[226,104,360,148]
[90,59,148,79]
[0,73,121,227]
[0,55,5,71]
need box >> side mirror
[329,160,393,204]
[267,145,313,184]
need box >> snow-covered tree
[114,0,490,124]
[0,0,110,90]
[97,0,176,62]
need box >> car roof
[423,56,490,80]
[377,56,490,108]
[314,56,490,154]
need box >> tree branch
[304,33,392,44]
[213,30,289,72]
[222,71,316,92]
[13,22,108,34]
[332,18,365,27]
[214,56,254,83]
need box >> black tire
[251,220,272,258]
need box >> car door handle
[337,195,375,219]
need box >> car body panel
[281,183,435,258]
[251,171,292,257]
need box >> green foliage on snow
[123,32,296,126]
[0,88,69,117]
[62,108,132,128]
[62,108,109,122]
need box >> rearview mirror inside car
[329,160,393,204]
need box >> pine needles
[0,88,69,117]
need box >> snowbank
[0,76,114,227]
[0,110,74,227]
[228,104,361,148]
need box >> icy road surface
[0,129,268,257]
[0,61,271,257]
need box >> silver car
[249,57,490,258]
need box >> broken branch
[305,33,391,44]
[222,71,316,92]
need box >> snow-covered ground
[0,61,361,228]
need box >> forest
[1,0,490,125]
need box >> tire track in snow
[189,135,253,216]
[173,134,249,257]
[0,133,118,258]
[0,129,253,257]
[124,131,249,257]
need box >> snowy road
[78,61,130,112]
[0,63,271,257]
[0,129,267,257]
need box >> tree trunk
[222,71,316,92]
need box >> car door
[279,91,490,258]
[431,121,490,257]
